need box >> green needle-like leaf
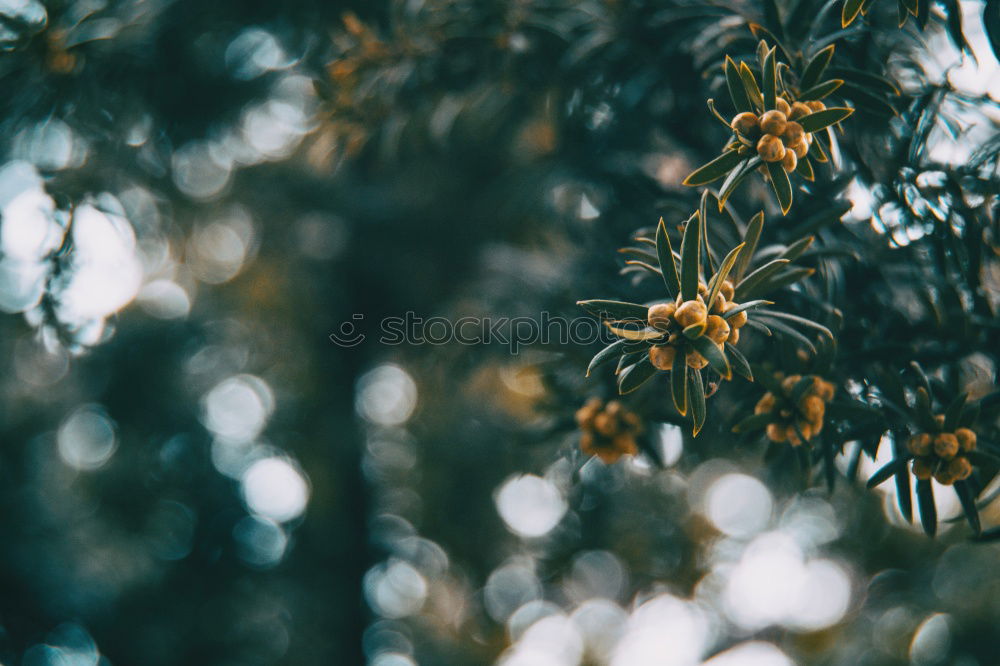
[800,45,835,90]
[867,457,911,488]
[798,79,844,101]
[798,107,854,133]
[689,336,732,380]
[586,339,627,377]
[764,161,793,215]
[690,370,707,436]
[656,217,681,297]
[577,300,649,321]
[916,479,937,537]
[618,358,658,394]
[683,149,744,186]
[672,349,688,415]
[842,0,865,26]
[725,343,753,381]
[706,243,745,308]
[762,47,777,110]
[725,55,753,113]
[734,211,764,281]
[680,212,701,301]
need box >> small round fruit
[955,427,977,451]
[948,456,973,481]
[933,414,945,430]
[806,100,826,113]
[934,466,957,486]
[789,101,812,120]
[698,281,709,296]
[912,457,934,480]
[731,112,759,136]
[756,134,786,162]
[675,299,708,328]
[575,397,602,428]
[934,433,959,460]
[800,395,825,422]
[594,412,617,437]
[686,349,708,369]
[775,97,791,116]
[720,279,735,300]
[788,138,809,159]
[755,393,776,415]
[759,110,788,136]
[648,302,677,331]
[579,431,596,456]
[726,326,740,344]
[705,315,730,344]
[907,433,933,457]
[781,150,798,172]
[782,121,805,145]
[649,344,677,370]
[724,302,748,328]
[766,423,787,442]
[710,291,727,314]
[781,374,802,393]
[786,425,803,446]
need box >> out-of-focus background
[0,0,999,664]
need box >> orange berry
[759,110,788,136]
[649,344,677,371]
[955,428,977,451]
[705,315,730,344]
[806,100,826,113]
[948,456,972,482]
[726,326,740,344]
[675,299,708,328]
[781,150,798,172]
[789,102,812,120]
[782,121,805,146]
[723,302,748,328]
[756,134,786,162]
[934,433,959,460]
[647,302,676,331]
[775,97,791,116]
[686,349,708,369]
[720,279,735,300]
[731,112,760,136]
[766,423,787,442]
[907,433,933,457]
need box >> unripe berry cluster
[575,398,643,463]
[646,280,747,371]
[757,374,836,446]
[907,418,977,485]
[731,97,825,174]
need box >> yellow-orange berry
[912,457,934,480]
[705,315,730,344]
[817,380,835,402]
[955,427,977,452]
[800,395,825,422]
[907,433,933,457]
[575,397,602,429]
[726,326,740,344]
[759,110,788,136]
[675,299,708,328]
[757,134,786,162]
[788,138,809,159]
[933,414,945,430]
[934,466,957,485]
[766,423,787,442]
[775,97,791,116]
[789,102,812,120]
[948,456,973,481]
[782,121,805,146]
[755,393,776,415]
[731,112,759,136]
[934,433,959,460]
[649,344,677,371]
[594,412,617,437]
[720,279,735,301]
[648,302,676,331]
[781,374,802,393]
[781,150,798,172]
[686,349,708,369]
[806,100,826,113]
[724,302,748,328]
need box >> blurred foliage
[0,0,997,664]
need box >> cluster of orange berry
[756,374,836,446]
[575,398,643,464]
[644,280,747,371]
[730,97,826,174]
[907,419,977,485]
